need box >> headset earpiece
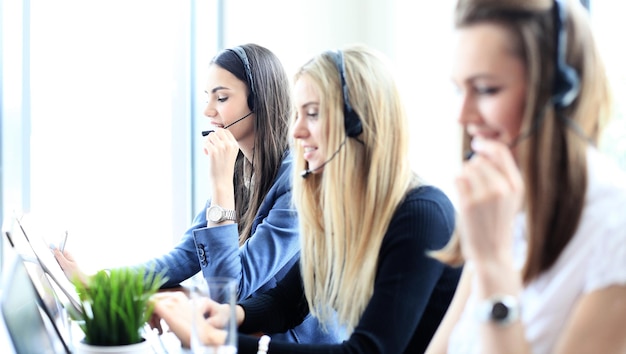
[552,0,580,109]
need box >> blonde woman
[153,45,462,353]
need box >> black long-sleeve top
[237,185,462,353]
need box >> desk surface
[142,331,191,354]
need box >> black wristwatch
[477,294,520,326]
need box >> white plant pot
[74,338,150,354]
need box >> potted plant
[69,266,167,354]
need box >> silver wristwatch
[206,205,236,223]
[476,294,520,326]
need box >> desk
[148,332,191,354]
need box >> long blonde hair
[291,45,415,333]
[434,0,613,283]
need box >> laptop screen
[0,245,70,353]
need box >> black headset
[228,46,256,110]
[300,51,364,178]
[329,50,363,138]
[551,0,580,109]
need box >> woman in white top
[426,0,626,353]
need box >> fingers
[52,248,73,267]
[151,292,193,347]
[62,249,77,262]
[195,323,228,347]
[203,129,240,186]
[151,291,192,323]
[457,155,509,207]
[147,313,164,335]
[205,303,231,328]
[468,138,523,193]
[52,248,72,270]
[51,248,90,284]
[150,291,229,348]
[202,128,239,156]
[191,299,228,347]
[151,291,188,308]
[457,140,518,203]
[455,138,524,263]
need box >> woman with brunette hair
[426,1,626,353]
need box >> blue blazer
[139,151,342,344]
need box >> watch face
[491,301,510,321]
[208,206,222,222]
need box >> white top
[448,148,626,354]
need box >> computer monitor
[0,243,71,353]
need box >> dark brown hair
[211,44,292,244]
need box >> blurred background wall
[1,0,622,271]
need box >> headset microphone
[201,111,253,136]
[224,111,254,129]
[300,169,313,179]
[301,139,347,178]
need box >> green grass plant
[71,266,167,346]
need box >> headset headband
[228,46,255,110]
[329,50,363,138]
[551,0,580,109]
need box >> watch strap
[221,208,236,221]
[207,204,236,223]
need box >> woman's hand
[455,138,524,266]
[52,248,90,285]
[203,128,240,186]
[150,292,229,348]
[150,292,193,346]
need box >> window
[2,0,623,273]
[591,0,626,170]
[2,0,215,271]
